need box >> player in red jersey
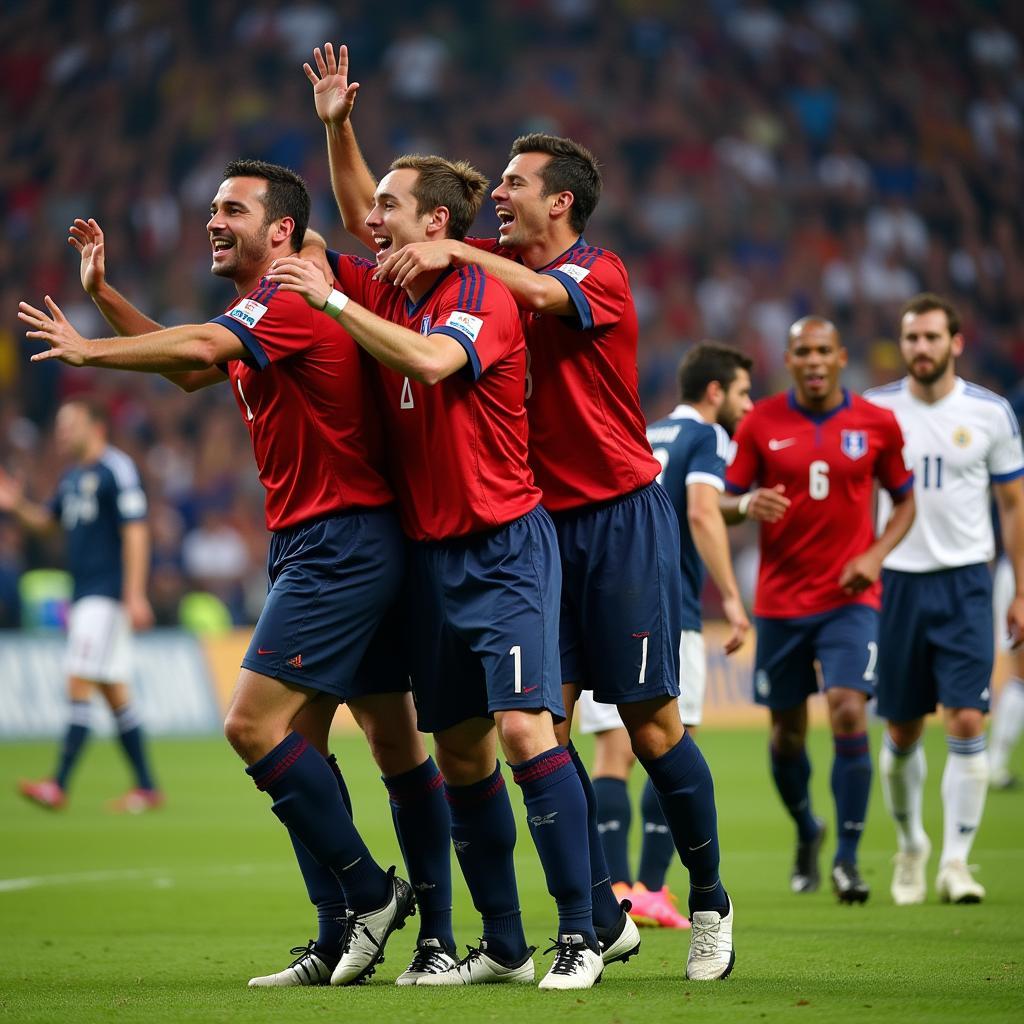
[19,160,456,988]
[725,316,916,903]
[268,150,604,990]
[301,41,732,982]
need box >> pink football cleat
[629,883,690,929]
[17,778,67,810]
[108,788,165,814]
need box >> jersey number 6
[809,460,830,500]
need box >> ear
[426,206,451,238]
[706,380,724,406]
[838,346,849,369]
[951,332,965,358]
[272,216,296,246]
[548,190,575,222]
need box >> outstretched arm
[305,43,378,251]
[68,218,225,392]
[20,296,244,374]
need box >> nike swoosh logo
[522,685,539,694]
[688,838,713,851]
[768,438,796,451]
[257,648,276,655]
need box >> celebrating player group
[15,38,1024,993]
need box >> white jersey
[866,377,1024,572]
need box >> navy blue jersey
[646,405,730,632]
[49,447,147,601]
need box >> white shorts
[65,596,133,684]
[576,630,706,732]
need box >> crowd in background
[2,0,1023,626]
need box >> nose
[491,183,507,202]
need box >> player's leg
[875,568,934,904]
[350,690,456,981]
[424,716,536,985]
[818,605,878,903]
[97,680,163,812]
[18,673,94,809]
[932,564,995,903]
[989,644,1024,789]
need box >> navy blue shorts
[754,604,879,710]
[241,507,409,701]
[552,482,684,706]
[408,505,564,734]
[877,564,993,721]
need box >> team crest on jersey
[840,430,868,460]
[78,472,100,495]
[228,298,269,329]
[952,426,972,447]
[420,315,432,335]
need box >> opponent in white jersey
[865,293,1024,906]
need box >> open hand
[19,297,89,365]
[305,43,360,126]
[68,218,106,297]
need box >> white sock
[879,734,928,853]
[940,735,989,867]
[989,678,1024,781]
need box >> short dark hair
[899,292,961,337]
[509,133,602,233]
[388,155,489,240]
[222,159,310,250]
[678,343,753,403]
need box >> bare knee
[946,706,985,740]
[495,709,556,763]
[592,728,635,779]
[619,698,683,761]
[828,688,867,736]
[771,704,807,756]
[223,707,267,764]
[434,718,496,786]
[352,693,426,776]
[886,718,925,750]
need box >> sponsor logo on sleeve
[556,263,590,284]
[228,298,269,329]
[445,310,484,343]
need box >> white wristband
[737,493,752,518]
[321,289,349,318]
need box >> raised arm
[68,218,225,392]
[305,43,378,251]
[20,296,244,375]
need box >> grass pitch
[1,724,1021,1023]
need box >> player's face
[492,152,557,250]
[785,324,847,406]
[718,368,753,435]
[207,177,273,279]
[366,169,434,262]
[900,309,963,385]
[55,404,92,460]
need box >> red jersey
[212,282,393,531]
[329,251,541,542]
[726,389,913,618]
[469,237,660,512]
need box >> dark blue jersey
[49,447,147,601]
[646,405,730,632]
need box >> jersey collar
[669,403,707,423]
[787,387,851,423]
[404,266,457,317]
[532,235,588,272]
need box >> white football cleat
[936,860,985,904]
[395,938,458,986]
[596,901,642,964]
[891,837,930,906]
[330,868,415,985]
[537,934,603,991]
[685,897,735,980]
[416,941,535,985]
[248,942,333,987]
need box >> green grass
[1,725,1021,1023]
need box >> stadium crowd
[2,0,1023,625]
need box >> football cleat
[685,897,735,980]
[628,885,690,929]
[248,941,333,987]
[108,788,165,814]
[595,899,642,963]
[330,867,415,985]
[17,779,66,810]
[989,769,1019,791]
[791,818,826,894]
[936,860,985,904]
[890,837,930,906]
[831,861,870,904]
[538,934,603,991]
[395,937,458,986]
[416,941,536,985]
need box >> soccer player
[726,316,916,903]
[267,152,604,991]
[576,343,761,930]
[19,161,454,989]
[865,293,1024,905]
[308,41,735,982]
[1,399,161,812]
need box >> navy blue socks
[770,743,820,842]
[54,700,91,790]
[832,732,871,865]
[593,776,632,886]
[637,776,675,892]
[113,703,156,791]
